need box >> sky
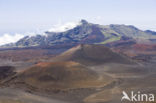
[0,0,156,45]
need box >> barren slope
[2,61,113,92]
[52,44,135,65]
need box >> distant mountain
[2,20,156,48]
[145,30,156,35]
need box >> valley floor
[0,46,155,103]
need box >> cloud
[0,33,24,45]
[26,32,37,37]
[0,31,43,45]
[95,16,102,20]
[48,21,81,32]
[0,20,82,46]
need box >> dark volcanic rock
[0,66,16,80]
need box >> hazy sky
[0,0,156,36]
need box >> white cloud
[0,31,48,46]
[0,20,83,46]
[95,16,102,20]
[48,21,82,32]
[0,31,47,45]
[0,33,24,45]
[26,32,37,37]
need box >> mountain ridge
[2,20,156,48]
